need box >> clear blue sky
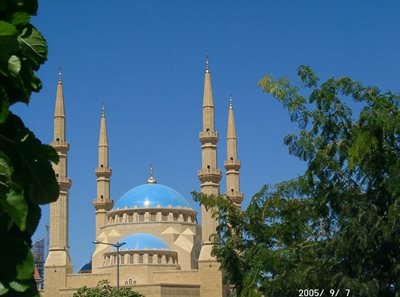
[12,1,400,271]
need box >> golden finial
[147,164,157,184]
[229,94,233,109]
[205,55,209,73]
[58,66,62,82]
[101,102,105,116]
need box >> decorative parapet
[95,167,112,177]
[224,159,241,171]
[106,208,197,225]
[93,199,113,211]
[197,168,222,184]
[227,191,243,206]
[199,131,218,144]
[57,176,72,191]
[102,249,178,267]
[52,140,70,154]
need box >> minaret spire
[49,68,71,251]
[45,69,73,296]
[93,105,113,238]
[224,95,243,208]
[198,58,225,297]
[202,56,215,132]
[54,67,65,135]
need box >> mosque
[43,59,243,297]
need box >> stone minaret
[93,106,113,238]
[224,96,243,208]
[44,68,73,297]
[197,58,226,297]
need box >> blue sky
[12,1,400,271]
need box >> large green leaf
[0,113,59,204]
[18,25,47,69]
[0,21,19,75]
[0,236,36,295]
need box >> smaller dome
[78,261,92,274]
[117,233,170,251]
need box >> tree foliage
[0,0,59,296]
[194,66,400,297]
[73,280,145,297]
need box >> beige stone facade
[43,60,241,297]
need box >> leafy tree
[73,280,145,297]
[0,0,59,296]
[194,66,400,297]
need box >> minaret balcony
[95,167,112,177]
[52,140,69,153]
[57,176,72,190]
[224,159,241,170]
[93,199,113,211]
[197,168,222,184]
[199,131,218,144]
[227,192,244,205]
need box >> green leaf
[0,113,59,205]
[15,248,34,281]
[1,185,27,231]
[0,281,9,295]
[19,25,47,69]
[0,22,19,75]
[9,12,31,27]
[9,280,30,292]
[0,21,17,37]
[0,152,11,194]
[8,55,21,76]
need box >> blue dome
[116,233,170,251]
[78,261,92,273]
[114,183,192,209]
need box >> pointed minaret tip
[147,164,157,184]
[205,55,209,73]
[98,104,108,146]
[227,94,237,140]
